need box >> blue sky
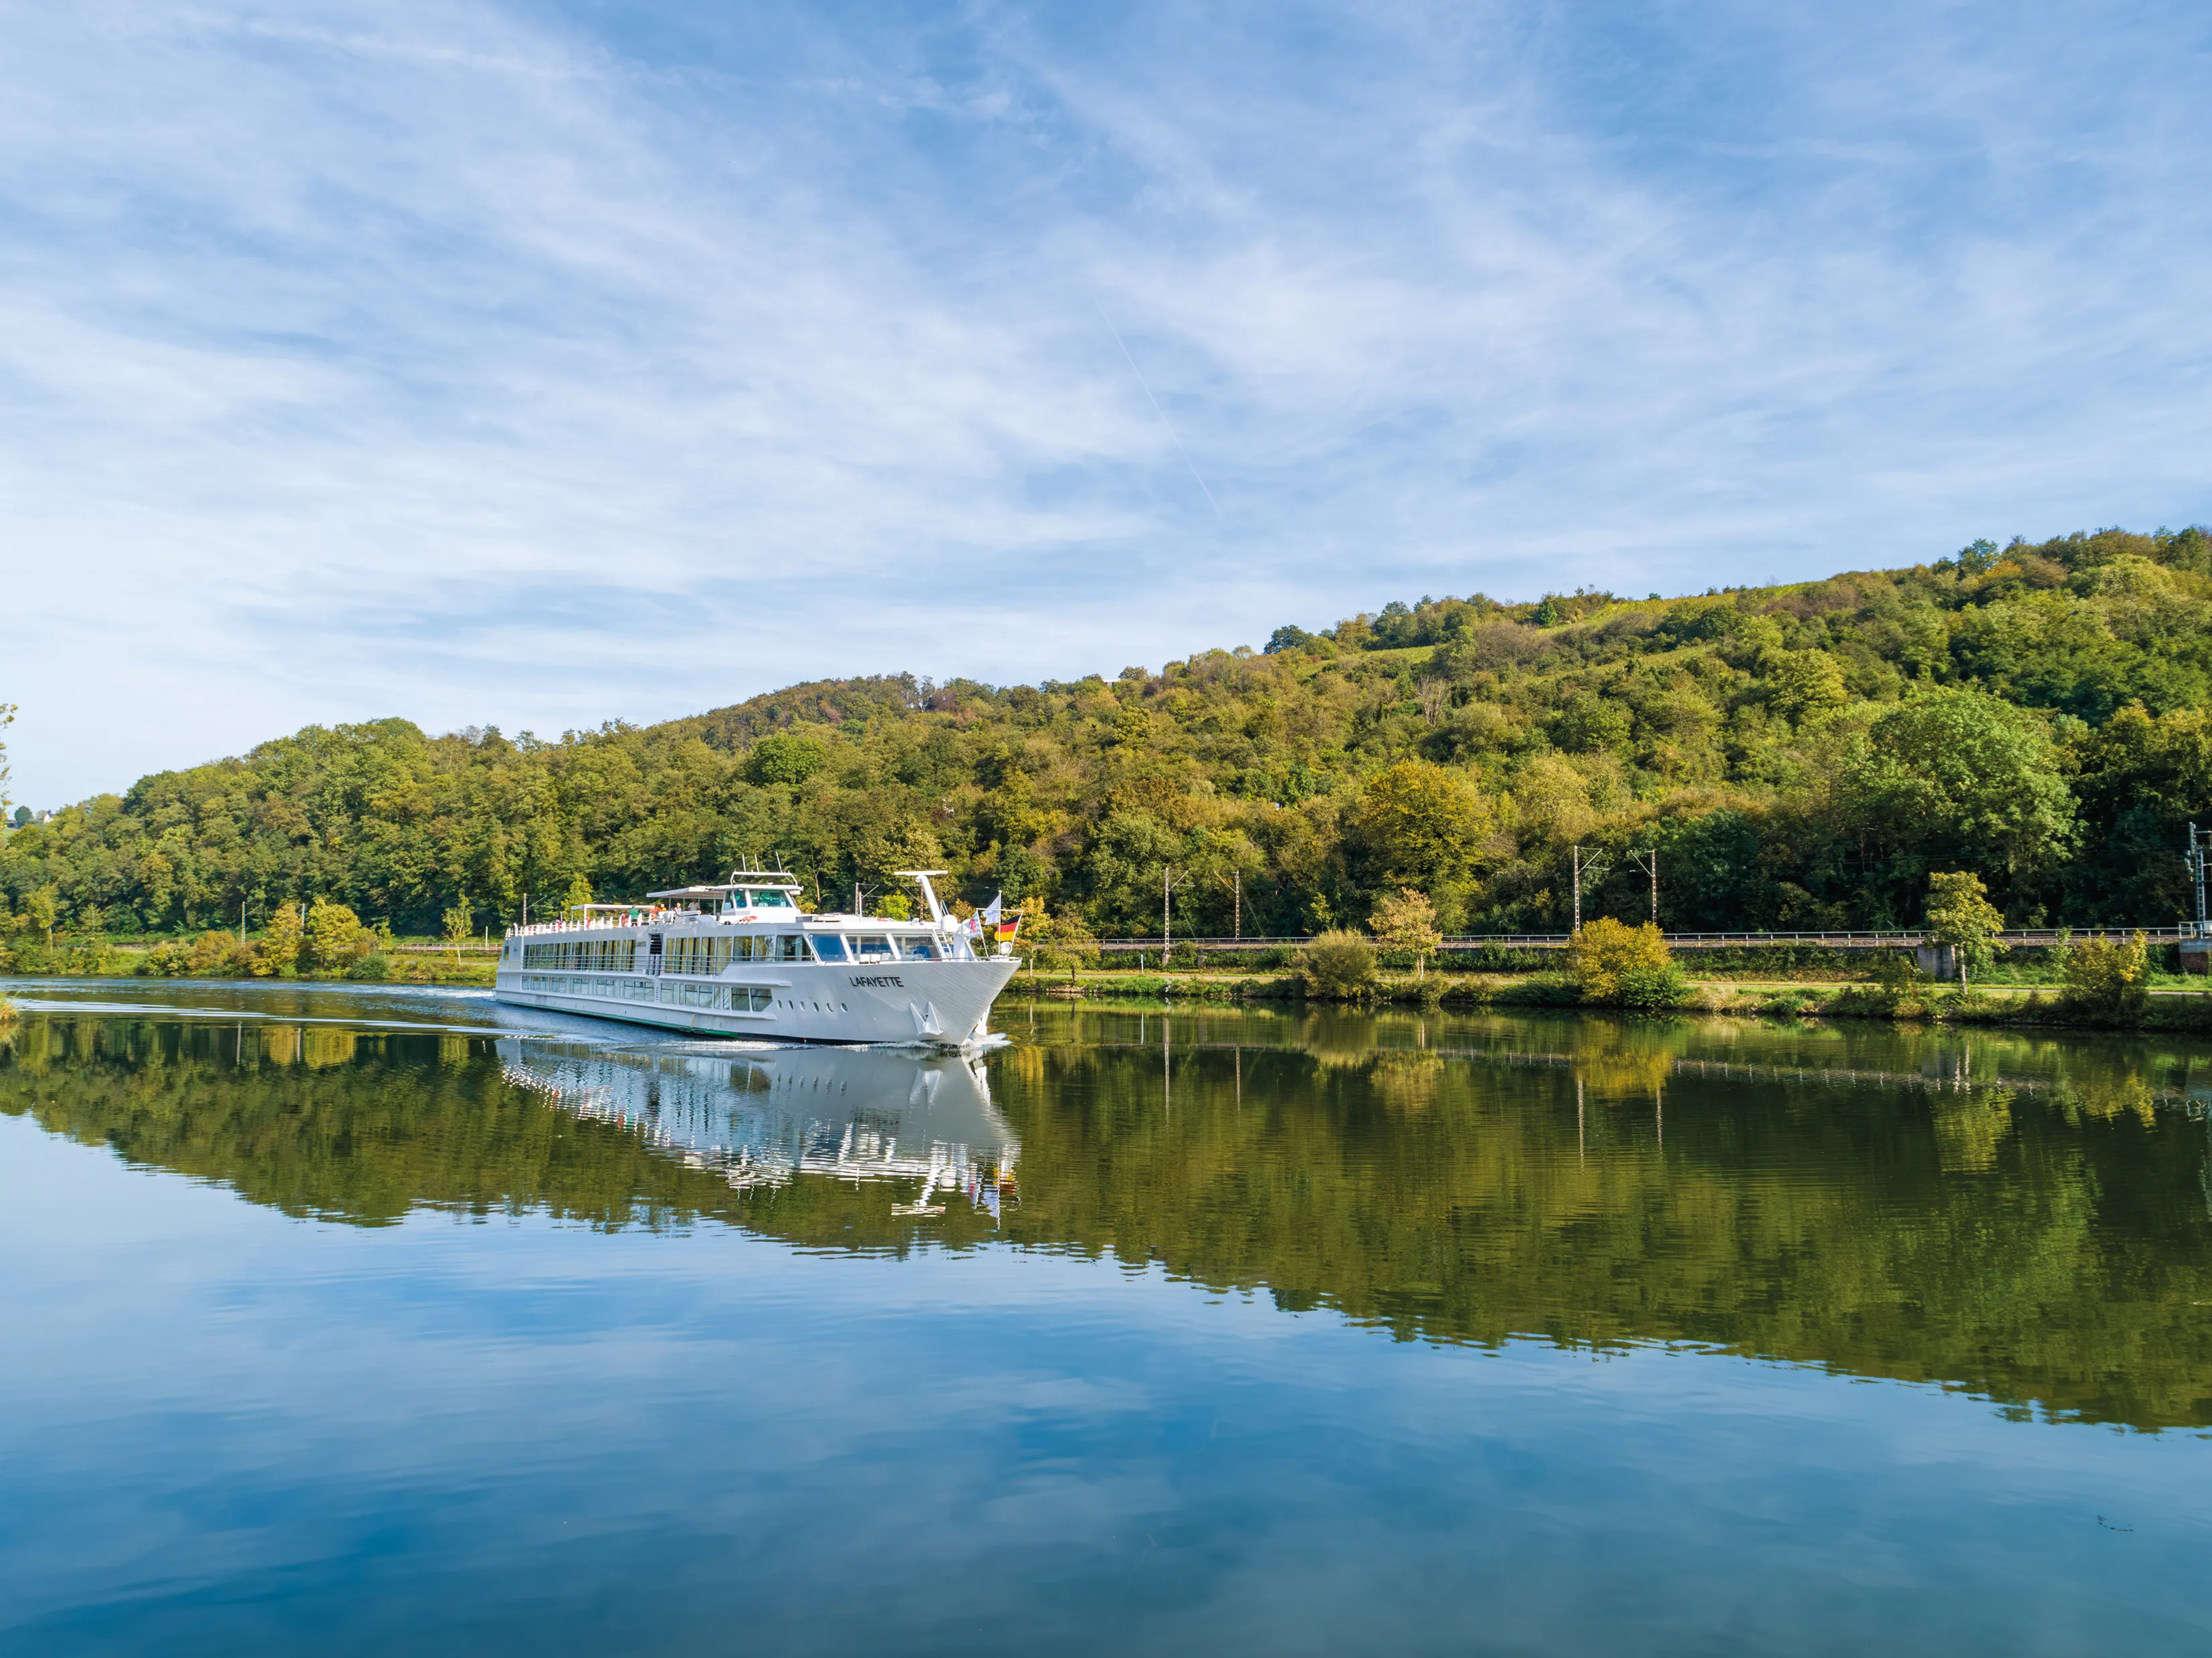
[5,1,2209,804]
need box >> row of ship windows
[660,981,777,1011]
[666,934,941,968]
[512,975,656,1003]
[520,942,638,972]
[664,936,803,972]
[523,934,945,974]
[511,974,777,1012]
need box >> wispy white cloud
[3,0,2209,801]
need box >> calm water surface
[5,979,2211,1655]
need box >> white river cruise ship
[495,870,1021,1049]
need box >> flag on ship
[977,892,1019,944]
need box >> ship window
[773,935,808,962]
[811,935,849,962]
[899,937,938,960]
[745,889,794,909]
[851,934,894,962]
[665,936,734,976]
[561,938,635,974]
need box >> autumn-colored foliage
[4,526,2210,940]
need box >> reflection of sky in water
[4,987,2212,1653]
[6,1120,2209,1657]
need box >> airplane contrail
[1095,302,1221,517]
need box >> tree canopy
[5,526,2212,938]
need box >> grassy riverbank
[0,939,496,986]
[1011,964,2212,1035]
[3,942,2203,1034]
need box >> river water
[3,980,2209,1655]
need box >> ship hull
[494,955,1022,1047]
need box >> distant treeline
[4,526,2211,939]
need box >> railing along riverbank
[1089,928,2193,954]
[449,921,2199,956]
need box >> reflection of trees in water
[7,1009,2212,1430]
[1367,1051,1445,1114]
[0,1016,1005,1251]
[1001,1015,2212,1431]
[1930,1091,2015,1172]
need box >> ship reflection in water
[497,1039,1020,1217]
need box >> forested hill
[7,525,2212,940]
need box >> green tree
[185,930,249,975]
[1553,692,1631,754]
[256,904,304,977]
[2060,931,2150,1021]
[1956,537,2001,575]
[1567,918,1684,1008]
[306,898,369,972]
[135,938,193,976]
[1300,930,1379,999]
[1368,888,1442,978]
[745,732,825,786]
[443,894,476,965]
[1870,950,1928,1013]
[1843,689,2078,892]
[561,873,593,921]
[1351,760,1488,912]
[2065,702,2212,920]
[1765,650,1848,725]
[23,884,58,948]
[1924,871,2005,992]
[1023,907,1099,983]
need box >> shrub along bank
[1017,906,2209,1034]
[1010,964,2212,1033]
[0,902,494,985]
